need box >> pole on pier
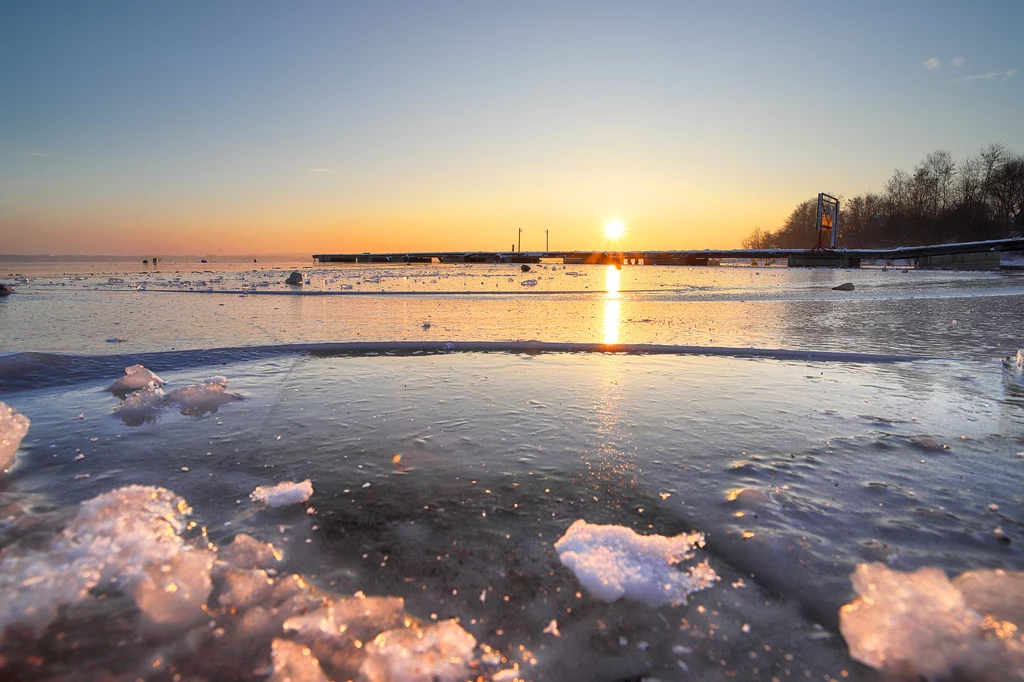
[546,229,549,251]
[518,228,522,252]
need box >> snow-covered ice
[839,562,1024,680]
[554,519,717,607]
[251,479,315,507]
[0,400,30,473]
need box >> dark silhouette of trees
[742,143,1023,248]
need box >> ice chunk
[0,400,30,473]
[132,547,215,634]
[115,384,167,425]
[554,519,717,607]
[359,619,476,682]
[270,638,329,682]
[217,533,284,570]
[839,562,1024,680]
[0,485,194,638]
[251,479,314,507]
[166,378,243,417]
[217,567,275,610]
[108,364,164,396]
[285,596,405,643]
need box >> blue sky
[1,1,1021,254]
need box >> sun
[604,220,626,241]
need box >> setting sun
[604,220,626,241]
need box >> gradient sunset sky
[2,1,1022,256]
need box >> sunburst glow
[604,220,626,241]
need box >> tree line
[742,143,1024,249]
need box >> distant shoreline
[0,254,315,263]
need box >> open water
[1,260,1023,681]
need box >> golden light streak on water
[602,265,621,345]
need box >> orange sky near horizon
[3,3,1021,257]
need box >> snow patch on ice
[251,479,314,507]
[0,401,30,473]
[554,519,717,607]
[840,562,1024,680]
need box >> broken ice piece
[359,620,476,682]
[0,401,30,473]
[554,519,717,607]
[251,480,314,507]
[270,638,329,682]
[108,364,165,396]
[839,562,1024,679]
[166,378,243,417]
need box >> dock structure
[315,238,1024,270]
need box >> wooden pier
[314,238,1024,270]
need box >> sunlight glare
[604,220,626,241]
[602,264,621,345]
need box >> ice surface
[107,363,164,396]
[359,619,477,682]
[0,400,30,473]
[554,519,717,607]
[839,562,1024,681]
[251,479,315,507]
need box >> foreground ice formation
[0,485,211,637]
[0,401,30,474]
[107,363,165,396]
[0,485,511,681]
[554,519,717,607]
[839,562,1024,681]
[251,479,315,507]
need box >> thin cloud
[949,68,1018,83]
[21,151,53,157]
[310,167,337,173]
[923,57,941,70]
[951,56,965,68]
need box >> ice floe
[107,363,165,397]
[0,400,30,473]
[839,562,1024,681]
[554,519,717,607]
[251,479,315,507]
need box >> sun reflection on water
[603,265,621,345]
